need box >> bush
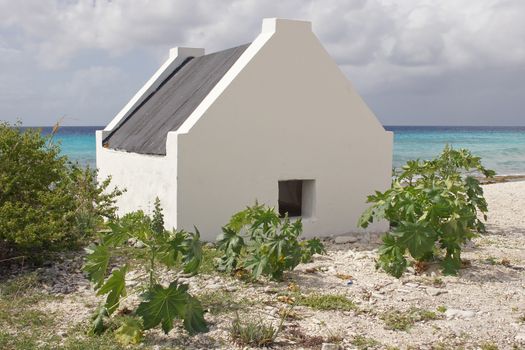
[215,203,325,280]
[359,146,495,277]
[0,122,121,260]
[84,199,207,343]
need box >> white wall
[174,18,393,240]
[95,131,179,229]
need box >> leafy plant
[0,121,122,261]
[229,307,292,348]
[84,198,208,343]
[359,146,495,277]
[215,203,325,280]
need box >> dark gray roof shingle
[104,43,250,155]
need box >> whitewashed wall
[96,131,178,229]
[174,18,393,239]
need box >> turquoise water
[388,126,525,175]
[38,126,98,167]
[36,126,525,175]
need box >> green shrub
[215,203,325,280]
[0,122,121,260]
[84,199,208,343]
[359,146,495,277]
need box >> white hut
[97,18,393,240]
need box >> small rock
[445,309,475,319]
[334,235,359,244]
[134,240,145,248]
[321,343,339,350]
[225,286,237,292]
[353,252,367,260]
[263,286,278,294]
[426,287,448,296]
[404,282,419,288]
[371,292,386,300]
[396,288,412,294]
[207,283,223,290]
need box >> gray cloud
[0,0,524,126]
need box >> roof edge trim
[104,47,205,131]
[174,21,271,134]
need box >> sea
[36,126,525,175]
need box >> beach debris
[277,295,295,304]
[288,282,300,292]
[335,273,353,280]
[501,258,511,266]
[414,260,429,274]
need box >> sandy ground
[3,180,525,349]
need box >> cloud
[3,0,524,69]
[0,0,524,125]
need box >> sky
[1,0,524,127]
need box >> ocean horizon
[31,125,525,175]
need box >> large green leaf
[100,222,129,247]
[377,234,408,278]
[442,247,462,275]
[395,222,436,260]
[157,231,185,268]
[137,283,187,333]
[217,226,244,255]
[83,244,110,289]
[97,265,127,314]
[181,228,203,274]
[249,205,280,236]
[300,237,326,263]
[244,251,269,279]
[183,295,208,334]
[216,227,245,272]
[89,305,108,335]
[136,282,189,334]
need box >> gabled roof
[103,43,250,155]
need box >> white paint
[96,130,179,229]
[97,18,393,241]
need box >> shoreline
[478,174,525,184]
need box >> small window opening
[278,179,315,218]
